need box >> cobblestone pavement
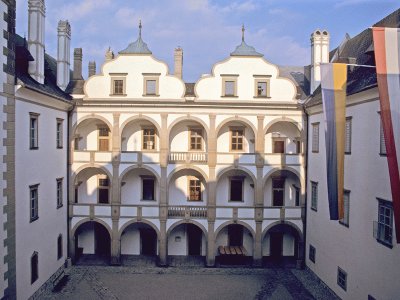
[41,265,339,300]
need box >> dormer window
[110,73,127,96]
[221,74,238,97]
[254,75,271,98]
[143,73,160,96]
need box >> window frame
[31,251,39,284]
[143,73,160,97]
[310,181,318,211]
[253,76,271,98]
[56,178,63,209]
[109,73,127,96]
[57,234,63,260]
[188,127,203,151]
[188,176,202,201]
[344,117,352,154]
[97,175,110,204]
[311,123,319,153]
[56,118,63,149]
[272,177,285,207]
[142,127,156,151]
[337,267,347,291]
[339,190,350,227]
[221,75,238,97]
[141,175,156,201]
[309,244,316,263]
[29,113,39,150]
[272,138,285,154]
[229,176,245,202]
[97,125,111,151]
[29,184,39,222]
[230,127,244,152]
[375,198,393,248]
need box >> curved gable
[195,56,297,102]
[84,55,185,100]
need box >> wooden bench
[218,245,247,256]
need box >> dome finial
[242,24,245,42]
[139,20,142,38]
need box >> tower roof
[230,25,263,57]
[119,20,152,55]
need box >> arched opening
[121,167,159,204]
[168,120,208,163]
[216,168,255,206]
[74,118,112,151]
[167,222,207,265]
[168,168,207,206]
[121,119,159,152]
[215,223,254,265]
[120,222,158,265]
[74,221,111,265]
[74,167,111,204]
[263,169,301,207]
[265,121,301,154]
[216,120,255,153]
[262,223,302,267]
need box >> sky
[16,0,399,82]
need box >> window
[375,199,393,247]
[142,128,156,150]
[296,140,301,154]
[379,114,387,155]
[273,139,285,153]
[56,178,63,208]
[339,190,350,227]
[113,80,124,95]
[309,245,316,263]
[254,76,271,98]
[188,177,202,201]
[345,117,352,154]
[142,176,155,201]
[294,185,300,206]
[110,74,127,96]
[98,126,110,151]
[230,128,244,151]
[57,235,63,260]
[311,181,318,211]
[337,267,347,291]
[143,74,160,96]
[312,123,319,153]
[31,252,38,284]
[257,81,267,97]
[30,184,39,222]
[56,119,63,149]
[230,177,244,202]
[74,136,80,151]
[98,176,109,204]
[189,128,203,151]
[221,76,238,97]
[272,178,285,206]
[29,113,39,149]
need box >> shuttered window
[98,127,110,151]
[380,116,387,155]
[340,190,350,227]
[311,181,318,211]
[345,117,352,154]
[312,123,319,153]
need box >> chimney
[28,0,46,84]
[88,61,96,77]
[57,20,71,91]
[73,48,83,80]
[310,29,330,94]
[105,47,114,62]
[174,47,183,79]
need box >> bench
[218,245,247,256]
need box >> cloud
[55,0,112,22]
[334,0,377,8]
[218,1,258,13]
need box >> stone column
[206,221,215,267]
[159,220,168,266]
[253,221,263,267]
[110,113,121,264]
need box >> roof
[230,40,263,57]
[15,34,72,101]
[305,8,400,108]
[278,65,310,100]
[119,22,152,55]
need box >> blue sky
[16,0,399,82]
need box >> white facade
[15,88,70,299]
[306,88,400,299]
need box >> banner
[321,63,347,220]
[372,27,400,243]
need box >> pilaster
[110,220,121,265]
[206,221,215,267]
[158,220,168,266]
[253,221,262,267]
[207,114,217,167]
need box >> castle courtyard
[40,265,338,300]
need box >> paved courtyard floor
[41,265,339,300]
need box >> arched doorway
[262,223,302,267]
[74,221,111,265]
